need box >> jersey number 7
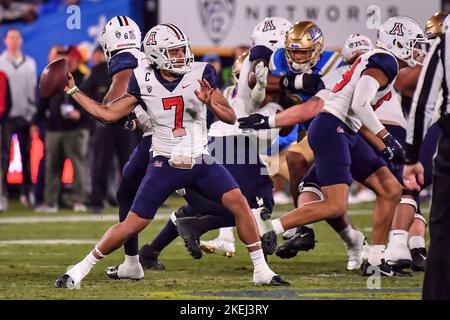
[163,96,186,137]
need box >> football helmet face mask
[376,16,428,68]
[425,11,449,40]
[341,34,374,64]
[100,16,141,62]
[231,51,249,85]
[143,23,194,75]
[251,17,293,52]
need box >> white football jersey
[375,90,406,128]
[129,62,211,158]
[320,63,406,128]
[323,49,399,132]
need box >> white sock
[66,251,100,284]
[389,229,408,246]
[218,227,235,242]
[368,245,385,266]
[338,225,359,246]
[271,218,284,235]
[409,235,425,249]
[123,254,139,266]
[249,249,272,273]
[304,224,314,229]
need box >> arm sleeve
[202,63,219,89]
[109,52,138,77]
[351,75,385,135]
[405,36,444,164]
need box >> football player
[384,11,448,271]
[138,17,291,265]
[269,21,343,207]
[239,34,374,271]
[95,16,157,281]
[199,52,248,258]
[243,16,427,275]
[55,23,288,288]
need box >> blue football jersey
[270,48,344,102]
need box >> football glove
[381,133,404,164]
[238,114,271,130]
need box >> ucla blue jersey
[270,48,344,102]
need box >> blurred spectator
[0,0,39,24]
[0,69,11,212]
[82,46,138,213]
[33,45,91,213]
[233,45,250,60]
[0,28,37,209]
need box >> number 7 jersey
[128,61,218,158]
[324,49,399,132]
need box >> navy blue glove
[381,133,404,164]
[238,114,270,130]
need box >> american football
[39,58,68,98]
[1,0,449,309]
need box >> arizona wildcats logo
[199,0,236,45]
[262,19,276,32]
[389,22,404,36]
[147,32,157,45]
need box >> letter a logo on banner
[389,22,404,36]
[199,0,236,45]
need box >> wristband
[66,86,79,96]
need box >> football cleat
[253,269,290,286]
[55,274,75,289]
[385,242,412,270]
[199,238,236,257]
[282,227,298,240]
[410,247,427,272]
[345,231,366,271]
[105,263,144,281]
[252,208,277,255]
[176,217,202,259]
[275,226,316,259]
[139,245,166,270]
[361,260,412,277]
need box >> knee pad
[399,197,418,213]
[414,213,427,226]
[298,182,324,200]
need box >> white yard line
[0,239,97,245]
[0,213,171,224]
[0,208,373,224]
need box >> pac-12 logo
[199,0,236,45]
[389,22,404,36]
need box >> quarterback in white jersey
[95,15,154,281]
[55,23,288,288]
[242,16,427,275]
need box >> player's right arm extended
[65,72,138,123]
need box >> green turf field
[0,196,427,300]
